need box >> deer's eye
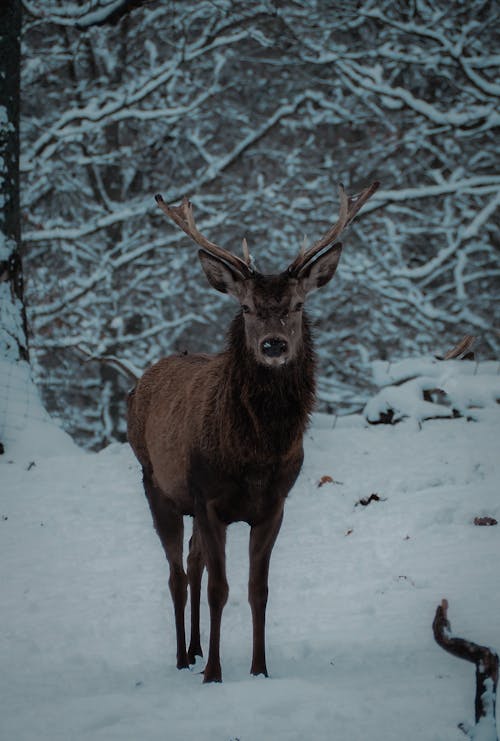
[294,302,304,312]
[241,304,251,314]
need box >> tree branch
[23,0,153,28]
[433,599,498,737]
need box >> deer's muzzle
[261,337,289,358]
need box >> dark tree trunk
[0,0,28,363]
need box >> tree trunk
[0,0,28,363]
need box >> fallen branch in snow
[355,493,386,507]
[473,517,498,527]
[433,599,499,740]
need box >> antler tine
[155,194,253,277]
[288,181,380,275]
[442,335,476,360]
[242,237,251,266]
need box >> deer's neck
[215,313,316,460]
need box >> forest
[2,0,497,447]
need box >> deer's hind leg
[143,469,189,670]
[187,519,204,664]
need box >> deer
[127,181,379,683]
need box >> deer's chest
[188,452,304,526]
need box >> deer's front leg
[196,501,228,683]
[248,504,284,677]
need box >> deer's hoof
[203,662,222,683]
[250,665,269,677]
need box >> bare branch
[74,345,140,383]
[433,599,498,731]
[23,0,154,29]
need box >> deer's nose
[261,337,289,358]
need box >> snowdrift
[1,394,499,740]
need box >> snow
[371,359,500,387]
[1,400,499,740]
[0,360,79,460]
[471,677,498,741]
[365,358,500,424]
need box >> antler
[155,194,253,277]
[441,335,476,360]
[288,181,380,276]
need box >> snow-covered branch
[21,0,500,446]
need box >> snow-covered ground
[1,398,499,740]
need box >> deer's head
[155,182,379,368]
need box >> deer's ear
[297,243,342,294]
[198,250,246,297]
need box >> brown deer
[127,181,379,682]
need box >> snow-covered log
[364,354,500,425]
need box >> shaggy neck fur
[208,311,316,462]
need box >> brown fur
[128,254,340,682]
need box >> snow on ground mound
[1,409,499,740]
[0,359,80,462]
[365,358,500,425]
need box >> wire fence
[0,359,54,453]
